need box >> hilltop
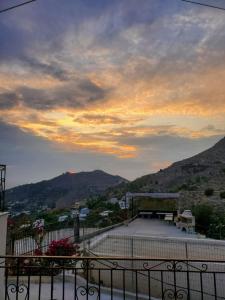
[6,170,128,212]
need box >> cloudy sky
[0,0,225,187]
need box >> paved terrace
[89,218,225,260]
[105,218,197,238]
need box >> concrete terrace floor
[89,218,225,260]
[107,218,197,238]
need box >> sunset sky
[1,0,225,187]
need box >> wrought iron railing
[1,255,225,299]
[7,217,136,255]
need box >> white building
[99,210,113,217]
[176,210,195,234]
[119,200,129,210]
[108,197,118,204]
[58,215,68,222]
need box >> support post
[74,211,80,243]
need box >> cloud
[0,92,19,109]
[21,56,70,81]
[0,79,108,111]
[74,114,141,125]
[0,0,225,162]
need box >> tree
[220,191,225,199]
[193,204,214,233]
[204,188,214,196]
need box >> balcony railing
[1,255,225,299]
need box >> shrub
[46,238,80,256]
[204,188,214,196]
[7,238,80,276]
[220,192,225,199]
[193,204,214,233]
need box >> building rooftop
[126,192,180,199]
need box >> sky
[0,0,225,188]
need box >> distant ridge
[6,170,128,211]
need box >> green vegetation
[193,204,225,240]
[193,204,214,234]
[220,192,225,199]
[85,196,126,227]
[204,188,214,196]
[8,208,73,241]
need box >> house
[58,215,68,222]
[99,210,113,217]
[79,207,90,220]
[108,197,118,204]
[119,200,129,209]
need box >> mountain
[7,138,225,213]
[108,137,225,208]
[6,170,128,212]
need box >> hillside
[7,138,225,213]
[6,170,128,212]
[108,137,225,208]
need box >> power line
[180,0,225,11]
[0,0,36,14]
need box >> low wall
[91,234,225,260]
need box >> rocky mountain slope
[108,137,225,208]
[7,170,128,211]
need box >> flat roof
[127,192,180,199]
[108,218,196,239]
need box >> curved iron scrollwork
[143,260,208,273]
[163,288,188,300]
[200,263,208,272]
[76,286,99,300]
[81,259,95,270]
[143,260,168,270]
[166,260,208,272]
[167,261,183,272]
[7,283,28,300]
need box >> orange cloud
[1,12,225,159]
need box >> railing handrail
[2,254,225,263]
